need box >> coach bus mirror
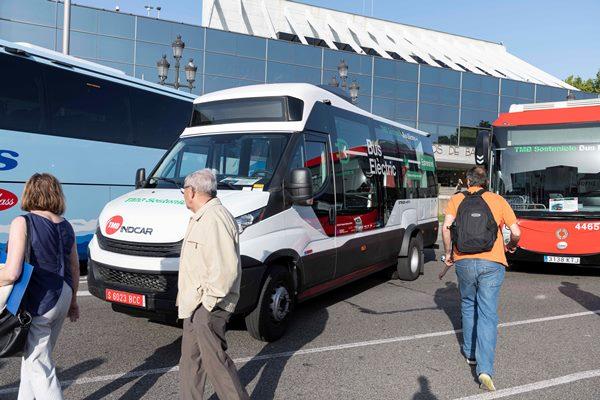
[135,168,146,189]
[475,130,491,167]
[286,168,313,205]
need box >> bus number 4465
[575,223,600,231]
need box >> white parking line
[77,290,92,297]
[0,309,598,395]
[454,368,600,400]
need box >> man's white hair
[185,169,217,196]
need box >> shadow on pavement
[83,337,181,400]
[232,307,328,400]
[412,376,440,400]
[0,357,105,400]
[559,281,600,312]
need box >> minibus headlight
[235,208,264,234]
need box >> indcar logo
[105,215,124,235]
[0,188,18,211]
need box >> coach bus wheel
[245,266,294,342]
[397,235,423,281]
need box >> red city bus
[476,98,600,267]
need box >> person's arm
[200,214,240,311]
[442,214,455,267]
[0,217,26,286]
[68,241,80,322]
[503,201,521,253]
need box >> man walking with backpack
[442,166,521,391]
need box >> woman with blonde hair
[0,173,79,400]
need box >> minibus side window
[332,113,383,234]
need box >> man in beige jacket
[178,169,249,400]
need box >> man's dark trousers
[180,305,249,400]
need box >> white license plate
[544,256,580,264]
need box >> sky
[73,0,600,80]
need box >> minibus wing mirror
[475,130,491,167]
[135,168,146,189]
[286,168,314,206]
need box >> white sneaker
[478,373,496,391]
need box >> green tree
[565,69,600,93]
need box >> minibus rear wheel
[397,234,423,281]
[245,265,294,342]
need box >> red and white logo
[0,189,18,211]
[105,215,124,235]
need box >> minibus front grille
[96,230,182,258]
[96,264,168,292]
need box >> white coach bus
[87,83,439,341]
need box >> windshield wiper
[149,176,183,191]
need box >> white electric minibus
[88,83,439,341]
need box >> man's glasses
[180,185,191,194]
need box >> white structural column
[283,7,308,45]
[366,23,417,64]
[326,15,366,55]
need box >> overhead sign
[432,144,475,166]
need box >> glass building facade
[2,0,598,152]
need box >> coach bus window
[333,113,383,234]
[46,67,133,144]
[0,53,43,133]
[130,88,191,149]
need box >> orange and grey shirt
[444,186,517,266]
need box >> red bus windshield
[490,123,600,216]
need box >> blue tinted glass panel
[58,5,98,33]
[462,73,499,94]
[205,53,265,81]
[535,85,568,103]
[268,40,321,67]
[500,96,525,113]
[176,24,204,50]
[136,17,172,44]
[346,72,371,95]
[97,10,134,38]
[419,85,459,106]
[0,0,57,26]
[204,75,257,94]
[97,36,134,63]
[576,91,600,100]
[135,41,171,66]
[373,77,417,100]
[206,29,265,58]
[267,62,320,84]
[419,103,459,124]
[460,108,498,127]
[67,31,98,59]
[501,79,534,99]
[323,49,372,75]
[0,20,55,50]
[418,122,458,145]
[461,91,498,111]
[420,65,460,88]
[373,98,417,121]
[373,58,418,81]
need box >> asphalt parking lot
[1,244,600,399]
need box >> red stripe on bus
[298,261,391,301]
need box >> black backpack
[450,189,498,254]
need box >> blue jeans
[455,259,505,377]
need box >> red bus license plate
[105,289,146,308]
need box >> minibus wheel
[245,265,294,342]
[397,235,423,281]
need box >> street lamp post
[328,59,359,103]
[156,35,197,92]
